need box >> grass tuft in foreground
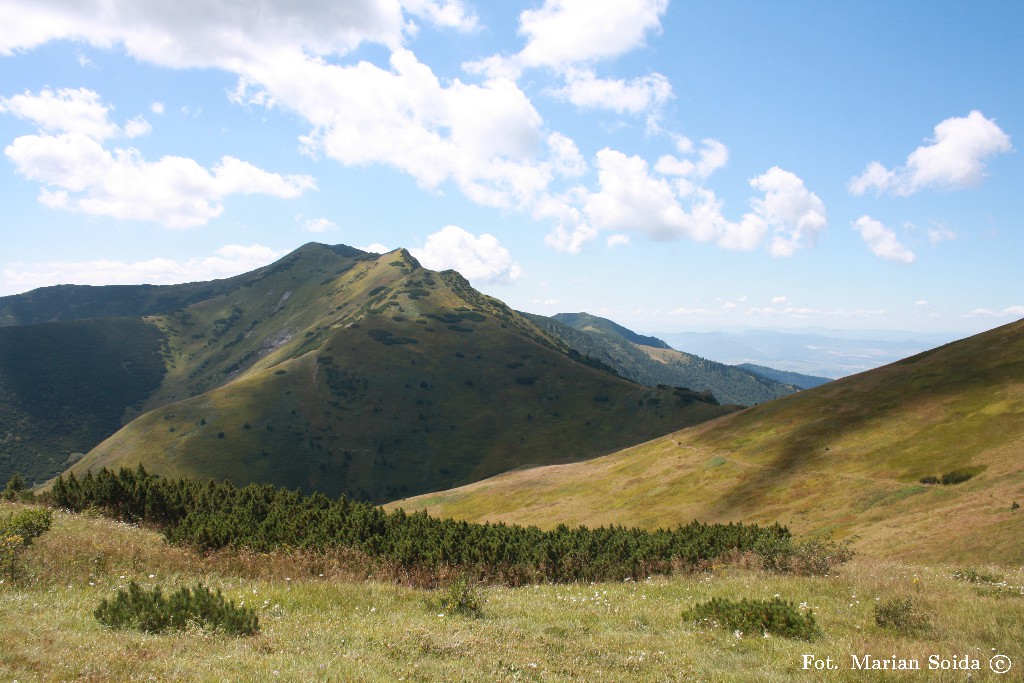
[873,596,931,635]
[427,576,485,618]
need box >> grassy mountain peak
[0,242,737,500]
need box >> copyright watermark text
[801,653,1012,674]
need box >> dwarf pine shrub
[95,581,259,636]
[52,466,791,586]
[921,469,979,486]
[940,469,975,485]
[686,596,819,640]
[0,507,51,541]
[3,474,31,502]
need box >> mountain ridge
[552,312,672,349]
[524,311,801,406]
[0,242,738,500]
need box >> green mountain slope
[0,244,374,484]
[392,318,1024,564]
[43,244,737,502]
[0,317,167,484]
[524,311,799,406]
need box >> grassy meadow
[3,502,1023,682]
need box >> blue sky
[1,0,1020,335]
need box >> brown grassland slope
[392,318,1024,565]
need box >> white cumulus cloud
[358,242,392,254]
[750,167,827,257]
[852,216,915,264]
[655,138,729,179]
[849,111,1012,196]
[0,87,145,140]
[240,48,567,213]
[299,216,338,233]
[0,1,565,219]
[399,0,478,32]
[516,0,669,69]
[411,225,523,283]
[2,88,316,228]
[551,68,672,115]
[0,0,411,66]
[965,306,1024,319]
[553,150,825,256]
[927,224,957,245]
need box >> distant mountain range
[0,243,737,499]
[655,328,961,379]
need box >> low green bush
[940,469,975,485]
[0,507,51,541]
[94,581,259,636]
[0,507,53,584]
[921,469,980,486]
[874,597,930,635]
[686,596,819,640]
